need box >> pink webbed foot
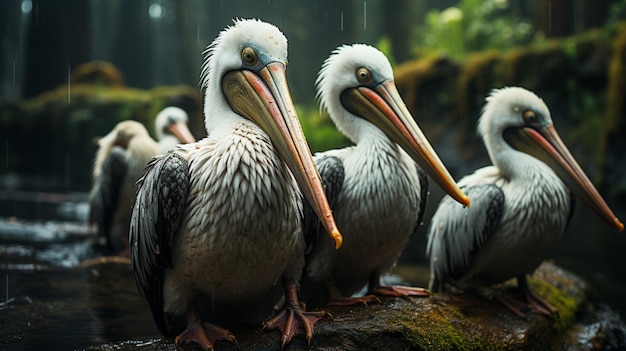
[327,295,381,307]
[262,304,327,348]
[262,278,328,348]
[370,285,431,299]
[175,314,237,351]
[525,289,557,316]
[472,276,558,319]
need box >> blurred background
[1,0,625,348]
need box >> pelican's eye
[241,47,258,66]
[522,110,538,124]
[356,67,371,83]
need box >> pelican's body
[160,129,300,309]
[130,19,342,350]
[89,109,195,256]
[305,142,424,298]
[428,156,569,288]
[89,120,160,254]
[427,87,623,315]
[302,44,469,307]
[154,106,196,153]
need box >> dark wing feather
[89,146,127,251]
[130,151,190,337]
[426,184,504,292]
[302,156,344,252]
[412,165,430,236]
[565,191,576,231]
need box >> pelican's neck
[354,125,398,155]
[158,135,179,153]
[155,125,166,141]
[344,124,412,186]
[325,95,380,145]
[203,83,248,135]
[485,132,560,186]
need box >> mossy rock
[0,62,204,189]
[82,262,626,351]
[69,61,126,87]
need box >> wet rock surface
[0,212,624,351]
[3,248,625,351]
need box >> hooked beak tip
[616,220,624,232]
[331,230,343,250]
[462,195,471,208]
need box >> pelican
[154,106,196,153]
[426,87,623,316]
[300,44,470,307]
[129,19,343,350]
[89,111,195,255]
[89,120,161,255]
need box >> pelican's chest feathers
[182,124,301,240]
[337,139,421,229]
[467,160,571,245]
[502,161,570,238]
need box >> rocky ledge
[83,262,626,351]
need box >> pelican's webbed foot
[175,309,237,351]
[448,276,557,319]
[518,276,557,316]
[327,295,381,306]
[367,273,431,300]
[369,285,431,299]
[262,278,328,348]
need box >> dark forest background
[0,0,617,105]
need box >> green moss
[454,50,504,154]
[395,54,450,114]
[70,61,125,87]
[394,307,506,351]
[1,73,203,187]
[527,278,582,331]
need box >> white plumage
[427,87,622,316]
[89,107,195,255]
[89,120,160,255]
[130,19,341,350]
[154,106,196,153]
[302,44,468,307]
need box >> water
[0,261,160,350]
[0,179,160,350]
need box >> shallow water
[0,183,160,349]
[0,260,160,350]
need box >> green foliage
[417,0,539,59]
[297,104,350,154]
[606,0,626,35]
[375,36,396,67]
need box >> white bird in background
[89,109,196,256]
[300,44,470,308]
[129,19,343,350]
[426,87,623,317]
[154,106,196,153]
[89,120,160,255]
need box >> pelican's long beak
[505,124,623,231]
[340,81,470,207]
[222,63,343,249]
[167,122,196,144]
